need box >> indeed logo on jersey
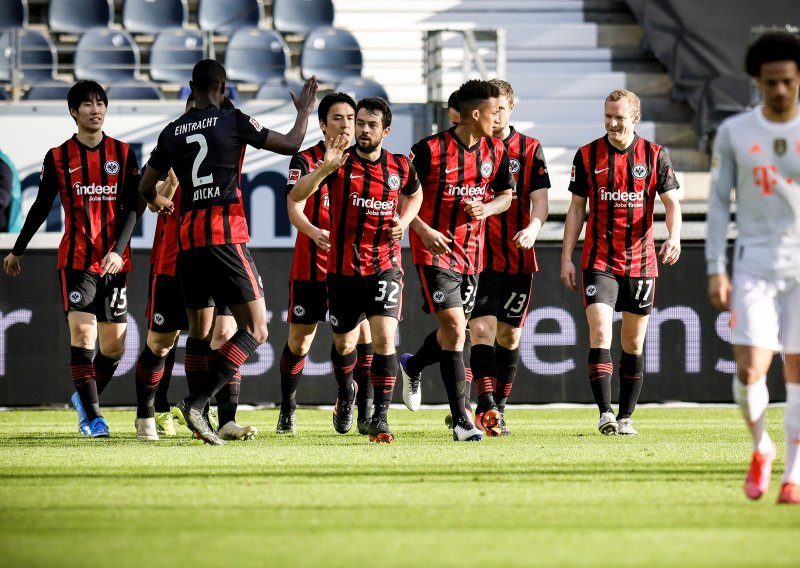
[446,183,487,200]
[599,186,643,208]
[350,192,394,216]
[73,182,117,200]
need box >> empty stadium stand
[122,0,188,34]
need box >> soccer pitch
[0,407,798,568]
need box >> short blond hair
[605,89,640,116]
[489,79,514,103]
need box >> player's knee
[440,321,465,348]
[250,323,268,345]
[589,328,611,348]
[102,344,125,360]
[469,321,493,344]
[333,334,357,355]
[497,327,521,350]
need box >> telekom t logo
[752,165,778,195]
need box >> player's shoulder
[386,149,410,167]
[634,134,663,154]
[415,129,448,148]
[718,107,758,133]
[514,130,542,148]
[296,140,325,160]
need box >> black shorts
[470,270,534,328]
[145,271,189,333]
[59,269,128,323]
[417,265,479,316]
[177,244,264,310]
[582,269,656,315]
[327,268,403,334]
[288,279,328,325]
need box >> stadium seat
[254,77,304,101]
[225,28,289,84]
[336,77,389,102]
[301,27,362,84]
[74,30,139,83]
[178,83,239,102]
[0,29,57,82]
[122,0,187,34]
[106,80,164,100]
[198,0,262,33]
[0,87,7,100]
[149,29,204,83]
[24,80,72,100]
[272,0,333,36]
[0,0,28,29]
[49,0,113,34]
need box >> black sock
[279,344,306,414]
[94,352,120,395]
[588,348,614,414]
[617,351,644,419]
[471,344,497,409]
[216,371,241,427]
[407,330,441,376]
[70,346,100,420]
[331,344,356,400]
[184,337,211,398]
[463,330,473,414]
[495,345,519,413]
[355,343,374,419]
[370,353,398,420]
[440,350,467,421]
[187,331,258,411]
[135,346,167,419]
[154,348,176,413]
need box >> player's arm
[139,130,174,214]
[4,151,59,276]
[388,167,423,241]
[103,147,142,275]
[287,197,330,251]
[148,169,179,212]
[289,133,349,202]
[407,142,451,253]
[656,148,682,266]
[262,76,319,155]
[514,187,549,250]
[705,124,736,311]
[560,151,589,291]
[465,149,514,220]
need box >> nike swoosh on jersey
[350,175,363,179]
[445,167,459,174]
[69,166,82,173]
[594,167,609,174]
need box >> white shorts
[730,272,800,353]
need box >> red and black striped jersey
[569,134,679,277]
[286,141,329,282]
[12,134,140,273]
[148,105,269,250]
[150,183,182,276]
[324,147,420,276]
[409,128,514,274]
[485,127,550,274]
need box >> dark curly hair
[455,79,500,115]
[745,31,800,77]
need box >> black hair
[356,97,392,129]
[447,90,459,110]
[318,92,356,123]
[191,59,227,92]
[67,80,108,115]
[745,31,800,77]
[456,79,499,115]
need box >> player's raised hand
[290,76,319,115]
[322,133,349,173]
[100,251,123,276]
[463,199,486,220]
[421,227,451,255]
[387,215,405,242]
[659,237,681,265]
[4,253,21,276]
[560,258,577,291]
[707,273,732,311]
[513,227,536,250]
[313,227,331,251]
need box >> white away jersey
[706,106,800,279]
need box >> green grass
[0,407,798,568]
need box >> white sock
[732,376,773,453]
[782,383,800,484]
